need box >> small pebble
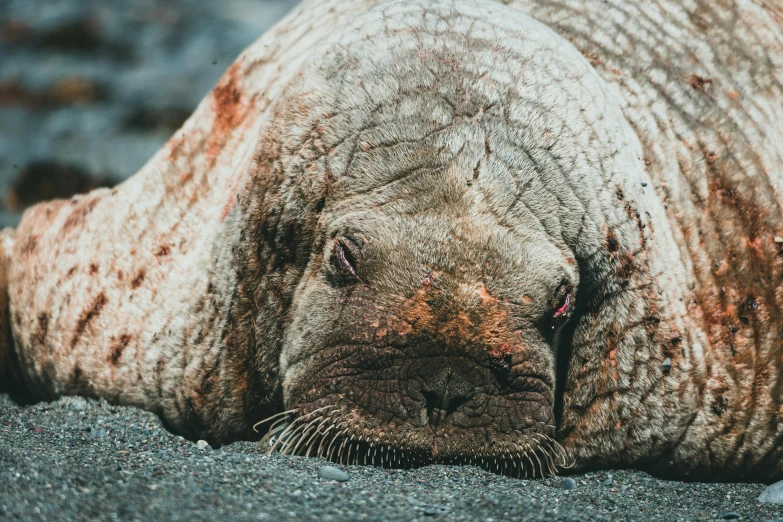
[318,465,349,482]
[196,440,211,451]
[661,357,672,371]
[423,505,449,516]
[561,477,576,490]
[641,182,648,187]
[601,477,613,486]
[720,513,741,520]
[91,427,107,437]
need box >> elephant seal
[2,0,783,482]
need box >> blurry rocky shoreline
[0,0,297,227]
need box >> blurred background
[0,0,299,227]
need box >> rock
[759,480,783,504]
[90,427,107,437]
[641,182,648,187]
[719,513,740,520]
[561,477,576,490]
[317,465,349,482]
[62,396,87,411]
[196,440,211,451]
[424,506,438,516]
[661,357,672,371]
[601,477,613,486]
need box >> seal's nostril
[422,388,473,425]
[445,394,471,417]
[422,390,442,420]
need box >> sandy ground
[1,394,782,521]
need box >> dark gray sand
[1,394,782,521]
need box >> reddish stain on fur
[475,285,495,305]
[131,270,146,289]
[71,292,107,349]
[207,62,245,162]
[89,263,99,275]
[167,133,186,163]
[581,51,601,67]
[156,245,171,257]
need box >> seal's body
[2,0,783,481]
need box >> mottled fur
[1,0,782,481]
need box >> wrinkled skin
[2,0,783,481]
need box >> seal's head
[249,0,648,476]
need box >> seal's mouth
[259,346,569,477]
[257,404,568,478]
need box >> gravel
[2,394,783,521]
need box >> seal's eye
[552,283,574,322]
[330,237,361,281]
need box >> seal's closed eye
[329,236,362,283]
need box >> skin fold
[1,0,782,481]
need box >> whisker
[253,409,296,433]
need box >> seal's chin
[258,403,567,478]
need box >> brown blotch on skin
[117,270,123,281]
[89,263,99,275]
[71,365,83,386]
[617,252,636,281]
[66,265,77,278]
[36,313,48,345]
[156,245,171,257]
[109,334,132,365]
[21,234,37,255]
[606,229,620,253]
[131,270,145,289]
[688,74,713,92]
[61,197,100,232]
[71,292,107,349]
[712,393,727,416]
